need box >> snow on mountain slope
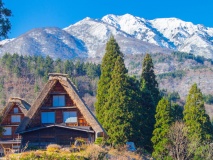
[0,27,88,59]
[102,14,176,49]
[101,14,213,58]
[150,18,211,46]
[179,34,213,59]
[64,17,171,57]
[64,17,131,57]
[0,13,213,59]
[0,38,15,46]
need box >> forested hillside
[1,52,213,117]
[0,53,101,112]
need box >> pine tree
[0,0,12,39]
[140,83,155,151]
[140,54,160,151]
[95,36,123,126]
[183,83,213,143]
[171,103,183,122]
[151,98,172,159]
[104,56,133,146]
[141,54,160,106]
[126,76,142,146]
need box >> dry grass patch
[46,144,61,152]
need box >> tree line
[0,53,101,80]
[0,53,101,106]
[95,36,213,159]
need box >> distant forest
[0,53,101,108]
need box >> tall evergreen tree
[151,98,172,159]
[140,54,160,151]
[140,54,160,106]
[126,76,142,146]
[104,56,133,145]
[95,36,123,126]
[140,83,155,151]
[0,0,12,39]
[183,83,213,143]
[171,103,183,122]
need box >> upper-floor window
[14,107,18,113]
[3,127,12,135]
[53,95,65,107]
[63,111,77,123]
[41,112,55,123]
[11,115,21,123]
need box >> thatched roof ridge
[16,74,107,137]
[0,97,31,124]
[48,73,68,77]
[61,77,106,136]
[16,79,57,133]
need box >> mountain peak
[1,13,213,59]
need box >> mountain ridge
[0,13,213,59]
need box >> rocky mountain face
[1,14,213,59]
[101,14,213,58]
[0,27,88,59]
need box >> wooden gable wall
[1,103,24,140]
[27,81,89,129]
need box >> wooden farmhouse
[0,97,30,155]
[16,73,106,148]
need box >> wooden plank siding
[0,104,24,140]
[27,81,89,129]
[21,127,94,148]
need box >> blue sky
[4,0,213,38]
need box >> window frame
[14,107,18,113]
[63,111,77,123]
[11,115,21,123]
[3,127,12,135]
[53,95,65,107]
[41,112,55,124]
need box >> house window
[3,127,12,135]
[53,95,65,107]
[14,107,18,113]
[11,115,21,123]
[41,112,55,123]
[63,111,77,123]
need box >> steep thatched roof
[16,73,106,137]
[0,97,31,124]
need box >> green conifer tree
[140,83,155,151]
[183,83,213,143]
[95,36,123,126]
[126,76,142,146]
[104,56,133,146]
[141,54,160,106]
[151,98,172,159]
[0,0,12,39]
[140,54,160,151]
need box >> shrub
[94,137,104,145]
[46,144,61,152]
[84,145,107,160]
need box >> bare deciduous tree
[166,121,188,160]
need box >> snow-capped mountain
[63,17,130,57]
[0,14,213,59]
[102,14,213,58]
[0,27,88,59]
[0,38,15,46]
[101,14,176,49]
[64,17,171,57]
